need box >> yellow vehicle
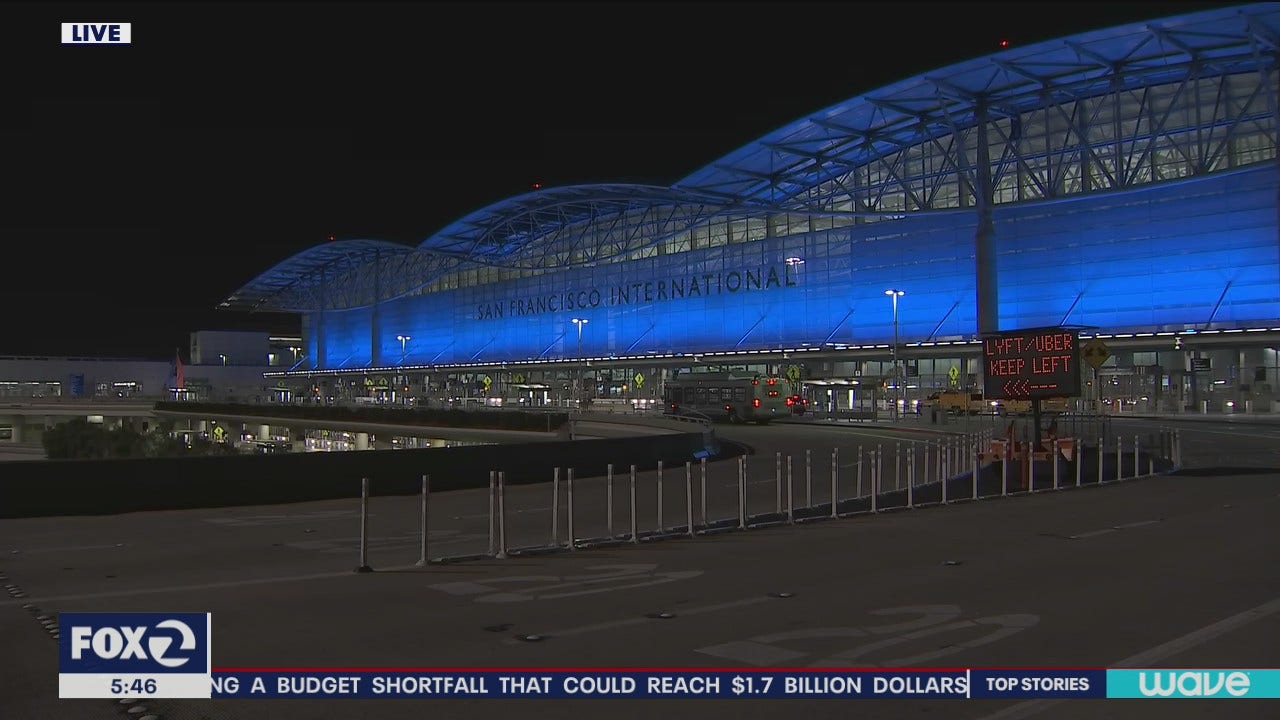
[990,396,1073,415]
[928,391,1072,416]
[927,391,987,415]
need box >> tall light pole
[396,335,411,364]
[218,353,227,366]
[288,346,300,363]
[885,289,905,421]
[571,318,588,409]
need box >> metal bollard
[356,477,372,573]
[940,451,947,505]
[908,442,916,488]
[416,474,430,567]
[1133,435,1139,479]
[1175,429,1182,467]
[972,445,980,501]
[856,445,864,498]
[870,452,878,513]
[488,470,497,557]
[686,461,695,537]
[496,471,508,559]
[700,457,708,526]
[567,468,576,551]
[805,449,812,508]
[923,441,930,489]
[629,464,639,544]
[907,453,915,509]
[876,445,883,490]
[895,442,901,490]
[1148,455,1154,476]
[657,460,665,532]
[1052,441,1060,490]
[786,456,795,524]
[551,467,560,545]
[1076,443,1083,487]
[1116,437,1122,482]
[830,448,839,519]
[1028,444,1036,492]
[1001,442,1009,497]
[607,463,614,536]
[775,452,783,513]
[737,456,747,530]
[1097,437,1104,484]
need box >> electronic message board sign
[982,328,1081,400]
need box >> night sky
[1,1,1226,360]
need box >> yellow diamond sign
[948,366,959,381]
[634,373,645,389]
[786,365,801,383]
[1082,339,1111,370]
[482,375,492,391]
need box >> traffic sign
[948,366,959,381]
[513,373,525,384]
[634,373,645,389]
[785,365,801,383]
[482,375,492,391]
[1082,339,1110,370]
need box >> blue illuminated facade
[226,3,1279,413]
[302,164,1276,368]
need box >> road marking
[977,596,1280,720]
[698,607,1038,668]
[1069,529,1115,540]
[430,564,703,603]
[1112,520,1159,530]
[502,596,773,643]
[0,569,390,606]
[1069,519,1159,540]
[203,510,365,526]
[6,543,125,554]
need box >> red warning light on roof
[1000,39,1010,48]
[532,182,543,190]
[329,235,335,241]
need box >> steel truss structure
[224,4,1279,319]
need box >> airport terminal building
[225,5,1280,413]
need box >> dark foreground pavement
[1,467,1277,720]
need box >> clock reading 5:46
[111,678,157,694]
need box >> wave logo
[60,613,210,674]
[1106,669,1280,699]
[1140,671,1250,697]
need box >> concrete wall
[0,432,712,518]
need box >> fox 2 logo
[60,613,210,674]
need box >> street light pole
[571,319,588,410]
[396,335,411,364]
[884,290,905,422]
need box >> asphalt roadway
[0,417,1277,719]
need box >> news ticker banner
[58,614,1280,700]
